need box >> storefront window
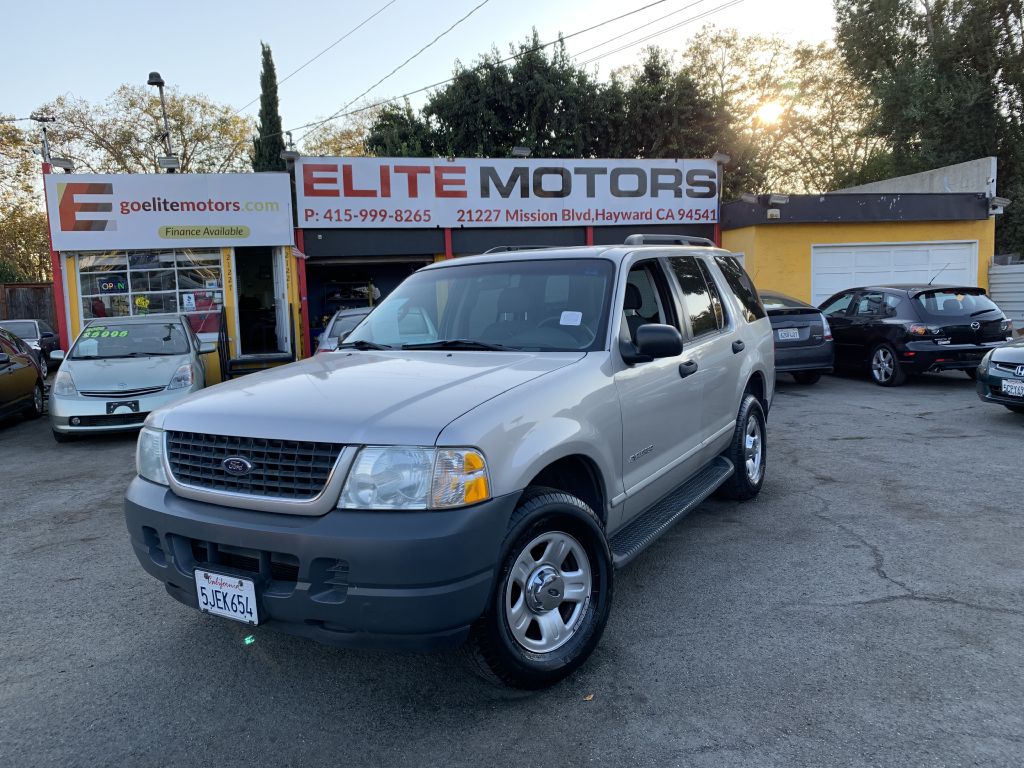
[77,249,224,334]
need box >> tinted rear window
[914,290,1001,319]
[0,321,37,339]
[714,256,766,322]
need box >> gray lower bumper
[124,477,520,651]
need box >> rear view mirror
[50,350,65,361]
[41,331,56,339]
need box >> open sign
[99,278,128,293]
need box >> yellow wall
[722,218,996,303]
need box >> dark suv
[820,285,1012,386]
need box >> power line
[232,0,398,116]
[295,0,492,141]
[577,0,747,67]
[570,0,709,60]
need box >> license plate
[1002,379,1024,398]
[777,328,800,341]
[194,570,258,624]
[106,400,139,414]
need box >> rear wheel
[37,355,48,379]
[870,344,907,387]
[466,489,612,689]
[718,394,767,501]
[964,368,978,380]
[792,371,821,385]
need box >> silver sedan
[49,313,214,442]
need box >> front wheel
[964,368,978,381]
[870,344,907,386]
[25,383,44,420]
[717,393,767,501]
[467,489,612,689]
[37,355,48,379]
[792,371,821,385]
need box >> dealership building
[45,156,1008,380]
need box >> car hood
[66,355,189,392]
[991,336,1024,364]
[150,350,587,445]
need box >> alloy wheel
[872,347,895,383]
[744,414,764,484]
[504,531,592,654]
[33,385,43,414]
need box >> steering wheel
[538,315,594,345]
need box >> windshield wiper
[336,339,392,350]
[402,339,518,351]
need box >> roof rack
[624,234,716,247]
[482,245,555,254]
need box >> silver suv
[125,236,774,688]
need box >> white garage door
[811,241,978,306]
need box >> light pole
[147,71,179,172]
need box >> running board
[610,456,734,569]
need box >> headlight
[167,362,195,390]
[52,368,76,396]
[338,446,490,510]
[978,350,993,376]
[136,427,169,485]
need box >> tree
[300,103,384,156]
[35,86,254,174]
[835,0,1023,251]
[252,43,286,172]
[0,119,50,282]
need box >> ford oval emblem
[222,457,253,477]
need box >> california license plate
[777,328,800,341]
[1002,379,1024,398]
[194,570,258,624]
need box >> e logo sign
[57,182,116,232]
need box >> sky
[1,0,836,143]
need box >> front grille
[994,362,1024,373]
[73,412,148,426]
[80,386,166,398]
[166,431,344,500]
[189,540,300,583]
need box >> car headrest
[497,288,530,318]
[624,283,643,312]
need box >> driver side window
[622,262,675,344]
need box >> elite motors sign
[296,157,719,229]
[44,172,294,251]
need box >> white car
[50,313,214,442]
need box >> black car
[976,335,1024,414]
[760,290,834,385]
[0,319,61,378]
[0,326,45,422]
[819,285,1013,386]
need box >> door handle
[678,360,698,378]
[732,340,745,354]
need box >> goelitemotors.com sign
[295,157,719,228]
[45,172,294,250]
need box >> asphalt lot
[1,370,1023,768]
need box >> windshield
[328,313,369,338]
[70,322,190,359]
[344,258,616,352]
[0,321,37,340]
[914,289,1001,319]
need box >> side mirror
[41,331,56,339]
[621,324,683,365]
[198,342,217,355]
[50,350,65,361]
[0,353,9,365]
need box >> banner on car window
[45,172,294,251]
[295,157,719,229]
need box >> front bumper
[901,340,1007,373]
[50,387,196,434]
[976,368,1024,408]
[124,477,519,651]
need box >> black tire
[792,371,821,385]
[466,488,613,689]
[717,394,767,501]
[869,343,907,387]
[37,355,48,379]
[52,429,74,443]
[25,382,44,420]
[964,368,978,380]
[1005,405,1024,415]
